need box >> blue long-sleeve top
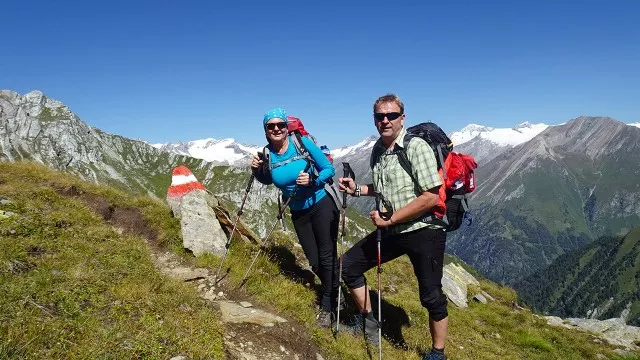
[254,136,335,211]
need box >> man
[338,94,449,360]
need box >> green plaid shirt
[371,127,444,234]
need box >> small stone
[170,356,187,360]
[279,345,286,352]
[473,293,488,304]
[198,284,206,290]
[316,353,325,360]
[218,291,224,297]
[596,354,606,359]
[0,199,13,205]
[481,291,495,302]
[247,341,253,346]
[239,301,253,308]
[459,346,464,350]
[491,333,501,339]
[294,355,300,360]
[264,322,275,327]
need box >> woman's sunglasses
[374,112,403,122]
[265,122,287,131]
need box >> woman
[251,107,339,328]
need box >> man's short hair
[373,94,404,114]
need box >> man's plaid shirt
[371,127,444,235]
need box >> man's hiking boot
[345,313,380,346]
[316,309,334,328]
[423,350,447,360]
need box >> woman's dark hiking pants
[291,195,340,312]
[341,226,448,321]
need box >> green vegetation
[516,228,640,326]
[0,162,224,359]
[1,161,637,359]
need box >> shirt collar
[374,127,407,153]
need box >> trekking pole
[241,162,312,286]
[375,197,383,360]
[214,155,260,283]
[336,162,355,333]
[277,195,287,231]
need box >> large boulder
[441,263,480,308]
[166,165,226,256]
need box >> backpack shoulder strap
[396,136,424,193]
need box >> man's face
[374,102,405,140]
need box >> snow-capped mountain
[152,139,262,166]
[450,122,549,147]
[331,135,377,159]
[450,122,550,164]
[630,123,640,129]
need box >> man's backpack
[372,122,478,232]
[262,116,342,208]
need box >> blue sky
[2,0,639,149]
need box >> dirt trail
[61,187,326,360]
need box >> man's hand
[250,154,263,170]
[338,177,356,195]
[296,171,312,186]
[370,210,392,228]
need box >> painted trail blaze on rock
[166,165,227,256]
[167,165,206,197]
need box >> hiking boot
[422,350,447,360]
[316,309,334,328]
[345,313,380,346]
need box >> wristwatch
[354,184,361,197]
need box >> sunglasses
[265,122,287,131]
[374,112,403,122]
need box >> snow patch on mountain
[629,123,640,129]
[450,122,549,147]
[152,138,262,165]
[332,135,378,159]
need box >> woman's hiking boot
[345,313,380,346]
[316,309,334,328]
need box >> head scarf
[263,107,288,127]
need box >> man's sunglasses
[265,122,287,131]
[374,112,403,122]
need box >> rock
[217,301,287,327]
[166,166,227,256]
[0,210,17,219]
[218,291,224,297]
[239,301,253,308]
[165,266,208,281]
[473,293,487,304]
[316,353,325,360]
[481,291,495,302]
[0,199,13,205]
[441,263,480,308]
[565,317,640,350]
[491,333,501,339]
[546,315,640,350]
[169,356,187,360]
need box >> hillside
[448,116,640,284]
[0,89,371,243]
[516,228,640,326]
[1,161,638,359]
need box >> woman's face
[265,118,288,143]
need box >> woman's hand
[296,171,312,187]
[338,177,356,195]
[251,154,263,170]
